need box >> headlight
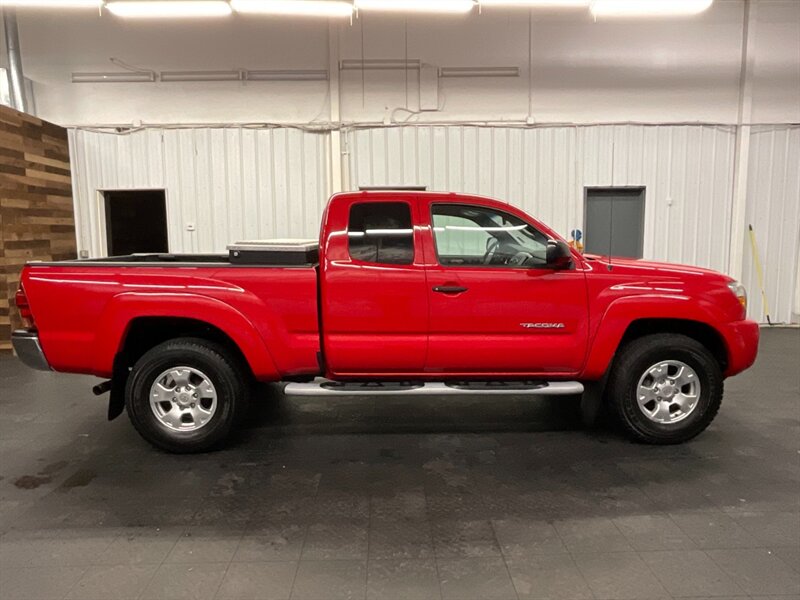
[727,281,747,311]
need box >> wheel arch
[618,318,728,373]
[583,312,729,380]
[93,293,280,380]
[117,317,256,378]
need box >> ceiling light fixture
[590,0,713,17]
[0,0,101,7]
[354,0,475,14]
[439,66,519,77]
[340,59,421,70]
[246,69,329,81]
[72,71,157,83]
[231,0,353,17]
[479,0,588,6]
[160,70,243,82]
[105,0,232,18]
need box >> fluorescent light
[246,69,329,81]
[0,0,101,7]
[105,1,232,18]
[161,70,243,82]
[72,71,156,83]
[231,0,353,17]
[439,66,519,77]
[340,59,421,70]
[73,69,330,83]
[355,0,475,14]
[590,0,713,17]
[479,0,588,6]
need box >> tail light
[15,286,35,330]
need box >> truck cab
[320,192,587,377]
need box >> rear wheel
[607,333,723,444]
[125,337,249,453]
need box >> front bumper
[720,319,760,377]
[11,329,51,371]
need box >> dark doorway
[103,190,168,256]
[584,187,645,259]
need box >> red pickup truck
[13,191,758,453]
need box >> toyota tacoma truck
[13,191,759,453]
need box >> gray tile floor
[0,328,798,600]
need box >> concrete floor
[0,328,798,600]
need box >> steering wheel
[507,251,533,267]
[483,237,500,265]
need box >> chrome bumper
[11,330,51,371]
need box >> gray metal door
[584,187,645,259]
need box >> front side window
[432,204,548,268]
[348,202,414,265]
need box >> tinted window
[432,204,548,268]
[348,202,414,265]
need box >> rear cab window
[348,202,414,265]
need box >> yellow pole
[748,224,772,325]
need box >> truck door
[320,196,429,375]
[422,201,589,375]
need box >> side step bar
[284,379,584,397]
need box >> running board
[283,379,584,397]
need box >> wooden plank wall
[0,105,76,353]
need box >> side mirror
[546,240,573,270]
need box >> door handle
[433,285,468,294]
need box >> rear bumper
[720,320,759,377]
[11,329,51,371]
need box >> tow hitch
[92,380,112,396]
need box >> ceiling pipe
[3,8,28,113]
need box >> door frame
[582,186,646,259]
[419,196,590,376]
[321,193,430,377]
[95,188,170,257]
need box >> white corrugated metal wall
[348,125,737,274]
[69,127,330,257]
[69,123,799,323]
[743,125,800,324]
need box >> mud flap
[107,379,126,421]
[107,354,130,421]
[580,379,606,428]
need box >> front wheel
[607,333,723,444]
[125,338,249,453]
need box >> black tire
[125,337,249,453]
[607,333,723,444]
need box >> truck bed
[21,258,321,379]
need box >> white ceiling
[1,0,797,126]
